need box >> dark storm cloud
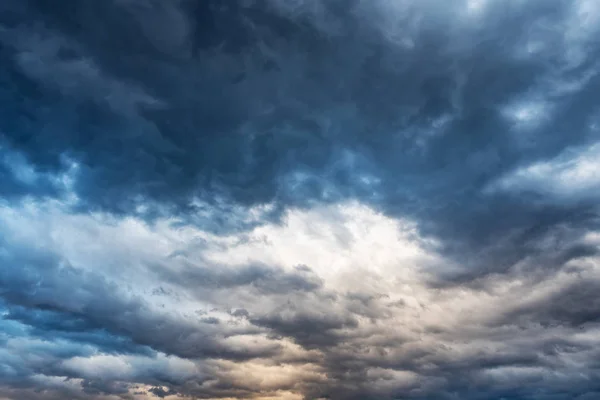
[0,0,597,253]
[2,0,600,399]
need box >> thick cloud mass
[2,0,600,399]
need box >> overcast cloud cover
[2,0,600,399]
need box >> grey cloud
[81,379,130,397]
[3,305,154,356]
[251,305,358,348]
[230,308,250,318]
[148,386,177,398]
[200,317,220,325]
[0,0,596,252]
[501,278,600,328]
[0,231,281,362]
[2,0,600,399]
[155,259,324,295]
[4,215,600,400]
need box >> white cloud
[502,97,552,130]
[61,353,200,382]
[491,142,600,200]
[3,197,600,397]
[564,0,600,67]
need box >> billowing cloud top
[1,1,600,399]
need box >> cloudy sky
[2,0,600,399]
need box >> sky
[1,0,600,399]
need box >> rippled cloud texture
[2,0,600,399]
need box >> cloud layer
[2,0,600,399]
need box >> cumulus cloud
[1,0,600,399]
[1,198,600,399]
